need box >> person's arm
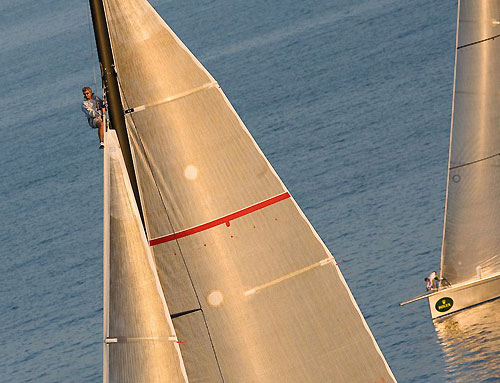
[95,96,105,117]
[99,99,105,116]
[82,101,98,118]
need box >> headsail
[441,1,500,285]
[103,0,396,381]
[103,130,187,382]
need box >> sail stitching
[149,192,291,246]
[244,258,337,296]
[457,33,500,50]
[449,152,500,170]
[124,82,218,114]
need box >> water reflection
[434,299,500,382]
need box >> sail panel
[127,117,201,314]
[103,0,213,108]
[103,0,396,381]
[457,0,500,47]
[105,131,186,382]
[442,1,500,285]
[125,88,284,238]
[170,202,394,382]
[108,342,183,383]
[444,159,500,283]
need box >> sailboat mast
[88,0,143,219]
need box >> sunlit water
[1,0,499,382]
[435,300,500,383]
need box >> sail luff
[440,0,461,280]
[118,130,190,382]
[104,130,188,382]
[137,186,190,383]
[103,121,111,383]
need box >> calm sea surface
[1,0,499,382]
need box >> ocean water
[1,0,499,382]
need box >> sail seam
[149,192,291,246]
[449,152,500,170]
[457,33,500,50]
[124,82,218,114]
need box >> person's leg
[97,120,104,143]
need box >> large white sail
[103,0,396,381]
[103,130,187,382]
[441,1,500,286]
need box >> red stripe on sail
[149,192,290,246]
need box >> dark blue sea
[1,0,499,382]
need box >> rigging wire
[86,2,99,93]
[86,2,109,126]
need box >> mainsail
[101,0,396,381]
[441,1,500,286]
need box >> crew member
[81,86,105,148]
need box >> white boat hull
[428,273,500,319]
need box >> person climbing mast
[81,86,105,148]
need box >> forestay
[104,130,187,382]
[103,0,396,381]
[441,1,500,285]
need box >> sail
[103,130,187,382]
[103,0,396,381]
[441,1,500,285]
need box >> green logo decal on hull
[435,297,454,312]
